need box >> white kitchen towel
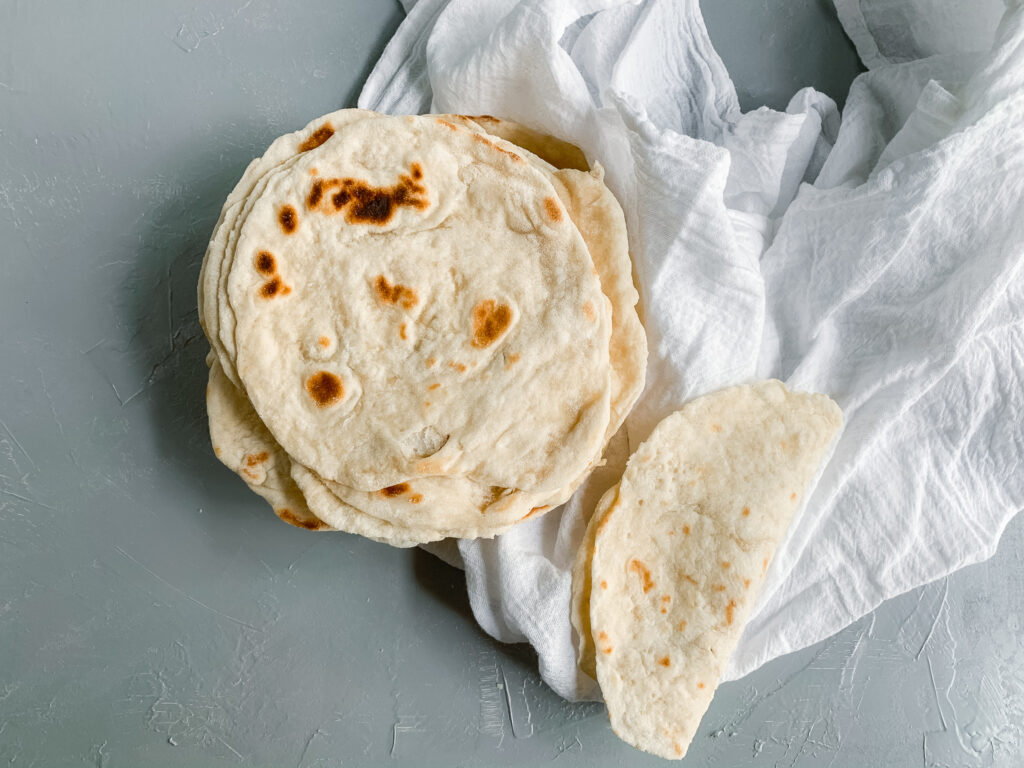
[359,0,1023,701]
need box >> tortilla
[225,113,612,497]
[586,380,842,759]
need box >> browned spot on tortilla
[380,483,410,498]
[667,529,674,535]
[544,196,562,222]
[242,468,258,480]
[428,382,441,391]
[213,445,221,457]
[471,300,512,348]
[449,362,467,373]
[600,580,608,590]
[298,123,334,152]
[744,578,751,590]
[657,656,671,667]
[425,357,437,368]
[697,682,705,690]
[583,301,596,322]
[423,401,431,407]
[260,277,284,298]
[309,167,318,175]
[742,506,751,517]
[374,275,419,309]
[713,584,726,592]
[682,574,698,586]
[399,323,408,340]
[279,204,298,234]
[763,557,769,574]
[409,493,423,504]
[305,371,343,407]
[726,599,737,626]
[280,285,291,295]
[245,452,269,467]
[307,166,428,225]
[471,132,523,162]
[504,352,521,370]
[675,744,683,756]
[254,251,276,275]
[436,118,458,130]
[710,423,722,432]
[278,508,322,530]
[780,440,788,451]
[682,525,690,535]
[628,559,654,593]
[318,336,330,348]
[661,595,671,603]
[790,491,797,500]
[677,619,687,631]
[638,500,644,507]
[721,561,730,569]
[522,505,551,520]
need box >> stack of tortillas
[198,109,844,761]
[198,108,647,546]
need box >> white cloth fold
[359,0,1022,701]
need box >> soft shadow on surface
[340,0,406,109]
[412,547,541,671]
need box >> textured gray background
[1,1,1021,766]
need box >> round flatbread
[225,114,613,498]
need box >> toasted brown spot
[744,578,752,590]
[280,285,292,296]
[399,323,408,340]
[427,382,441,391]
[449,362,467,373]
[668,529,674,535]
[522,505,551,520]
[307,166,428,225]
[318,336,330,348]
[278,509,322,530]
[677,620,687,632]
[305,371,343,407]
[657,656,671,667]
[213,445,221,457]
[374,275,419,309]
[471,132,523,162]
[726,599,737,626]
[682,574,698,586]
[638,500,644,507]
[260,277,282,298]
[380,483,410,498]
[254,251,276,275]
[436,118,458,130]
[583,301,596,322]
[661,595,671,603]
[628,559,654,593]
[682,525,690,535]
[279,204,298,234]
[309,167,318,175]
[298,123,334,153]
[742,507,751,517]
[675,744,683,756]
[471,299,513,348]
[598,631,608,640]
[423,401,431,407]
[245,452,269,467]
[600,580,608,590]
[710,423,722,432]
[409,494,423,504]
[713,584,726,592]
[544,196,562,222]
[697,682,705,690]
[790,491,797,500]
[425,357,437,368]
[721,561,730,569]
[603,647,613,654]
[763,557,769,574]
[242,468,258,480]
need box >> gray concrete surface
[1,1,1020,766]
